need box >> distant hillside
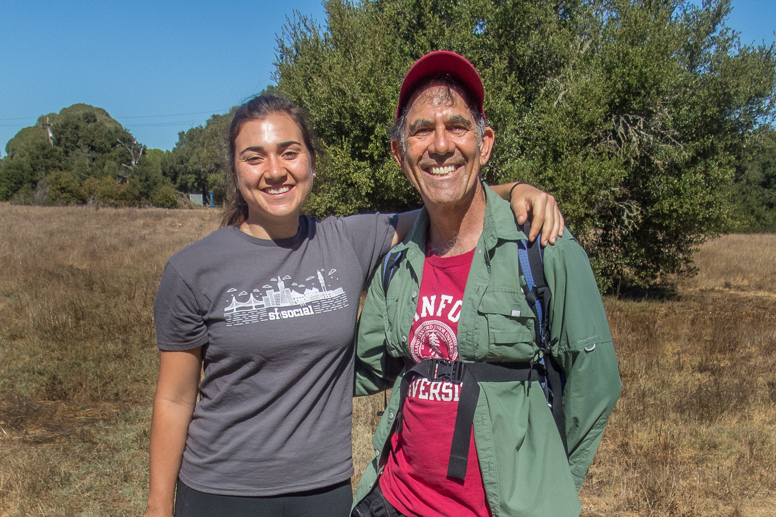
[0,103,178,207]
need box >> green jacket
[354,187,621,517]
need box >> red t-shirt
[380,248,491,517]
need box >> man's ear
[390,139,404,169]
[479,127,495,166]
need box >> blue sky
[1,0,774,156]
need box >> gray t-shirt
[154,214,395,496]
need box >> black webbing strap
[520,221,568,457]
[447,366,479,479]
[396,359,546,480]
[545,354,567,456]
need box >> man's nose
[429,126,453,156]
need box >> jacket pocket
[478,289,537,362]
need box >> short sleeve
[342,213,397,280]
[153,262,209,351]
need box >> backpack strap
[517,221,568,457]
[381,248,406,294]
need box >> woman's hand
[504,183,565,246]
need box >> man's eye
[449,126,468,135]
[412,128,433,136]
[283,151,299,159]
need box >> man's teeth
[429,165,456,176]
[266,186,291,194]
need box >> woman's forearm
[391,183,564,247]
[145,349,202,517]
[145,397,196,516]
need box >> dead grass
[0,203,218,516]
[579,291,776,516]
[675,233,776,295]
[1,206,774,516]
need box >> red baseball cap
[396,50,485,121]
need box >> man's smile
[427,165,457,176]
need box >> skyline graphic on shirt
[224,269,347,326]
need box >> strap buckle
[431,359,465,383]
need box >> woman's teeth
[266,186,291,195]
[429,165,456,176]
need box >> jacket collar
[393,180,528,256]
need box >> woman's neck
[239,213,300,240]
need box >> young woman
[144,95,563,517]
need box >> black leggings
[351,485,406,517]
[174,478,353,517]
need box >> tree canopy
[1,0,774,289]
[161,112,234,206]
[274,0,776,290]
[0,104,179,207]
[730,126,776,232]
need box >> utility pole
[40,117,53,145]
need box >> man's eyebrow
[407,118,434,134]
[447,115,473,127]
[407,116,473,134]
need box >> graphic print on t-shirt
[409,291,466,363]
[410,319,459,363]
[223,268,347,326]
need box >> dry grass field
[1,203,774,516]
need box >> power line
[125,121,208,128]
[114,110,227,119]
[0,109,227,123]
[1,120,206,129]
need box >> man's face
[392,84,494,210]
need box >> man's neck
[426,183,487,258]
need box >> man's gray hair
[390,74,486,156]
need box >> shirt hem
[157,336,209,351]
[177,467,355,497]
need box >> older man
[353,51,621,517]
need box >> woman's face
[234,113,314,232]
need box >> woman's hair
[221,95,318,228]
